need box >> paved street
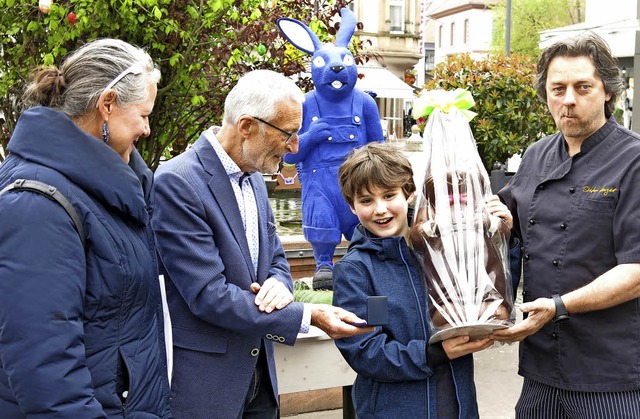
[474,339,522,418]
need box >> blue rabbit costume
[278,8,384,289]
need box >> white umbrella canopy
[355,66,415,99]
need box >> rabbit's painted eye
[313,56,326,67]
[343,55,354,66]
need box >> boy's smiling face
[351,185,413,239]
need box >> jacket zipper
[397,241,428,339]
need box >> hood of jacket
[7,106,151,225]
[348,224,413,262]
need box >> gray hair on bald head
[223,70,305,126]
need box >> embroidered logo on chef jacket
[582,186,619,196]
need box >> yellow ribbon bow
[412,88,477,122]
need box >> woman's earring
[102,121,110,143]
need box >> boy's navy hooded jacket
[0,107,171,418]
[333,225,479,418]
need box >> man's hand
[250,277,294,313]
[490,297,555,343]
[442,336,494,359]
[310,304,375,339]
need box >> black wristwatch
[552,294,571,323]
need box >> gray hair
[22,38,161,117]
[535,32,624,119]
[223,70,305,126]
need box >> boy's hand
[442,335,494,359]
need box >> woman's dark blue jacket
[333,226,478,418]
[0,107,171,418]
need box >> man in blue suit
[152,70,372,419]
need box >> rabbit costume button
[278,8,384,290]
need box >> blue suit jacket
[152,133,304,419]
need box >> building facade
[349,0,423,77]
[424,0,498,65]
[345,0,424,139]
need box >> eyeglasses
[253,116,297,144]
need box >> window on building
[425,50,435,72]
[389,0,404,33]
[438,25,443,48]
[450,22,455,46]
[464,19,469,44]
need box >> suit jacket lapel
[193,135,256,281]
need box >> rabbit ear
[277,17,323,55]
[335,7,357,48]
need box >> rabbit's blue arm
[283,120,332,164]
[362,95,385,142]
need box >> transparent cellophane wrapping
[409,107,515,344]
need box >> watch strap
[552,294,571,323]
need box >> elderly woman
[0,39,170,418]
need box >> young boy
[333,142,494,418]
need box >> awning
[356,66,415,100]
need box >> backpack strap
[0,179,86,248]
